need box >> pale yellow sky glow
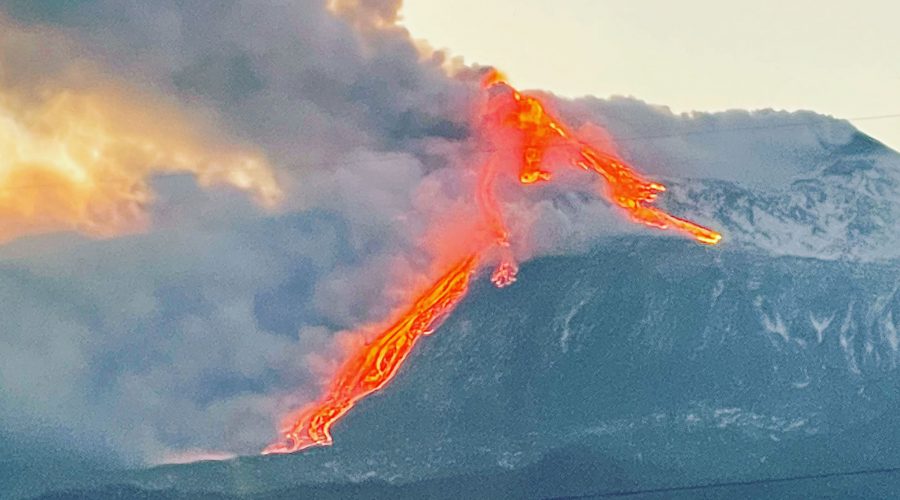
[401,0,899,151]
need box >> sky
[401,0,900,151]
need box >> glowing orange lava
[263,255,478,455]
[480,70,722,246]
[265,71,721,455]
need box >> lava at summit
[480,70,722,247]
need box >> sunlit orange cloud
[0,15,282,245]
[0,83,282,244]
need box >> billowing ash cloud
[0,0,476,465]
[0,0,885,466]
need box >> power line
[546,464,900,499]
[847,113,900,122]
[2,112,899,194]
[615,112,900,142]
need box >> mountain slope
[24,233,900,498]
[664,132,900,260]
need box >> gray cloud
[0,0,462,464]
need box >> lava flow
[480,70,722,248]
[265,71,721,455]
[263,255,478,455]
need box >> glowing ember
[263,256,478,455]
[265,70,721,455]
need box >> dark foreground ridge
[30,446,900,500]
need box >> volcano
[3,3,899,498]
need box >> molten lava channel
[263,256,478,455]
